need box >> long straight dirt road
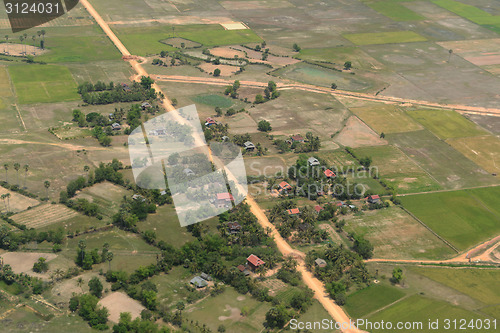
[79,0,363,331]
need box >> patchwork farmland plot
[343,31,427,45]
[407,109,487,139]
[447,135,500,175]
[400,187,500,251]
[344,206,453,259]
[0,187,39,213]
[350,104,422,134]
[8,65,79,104]
[11,204,79,228]
[345,284,406,319]
[367,1,425,21]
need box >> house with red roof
[324,169,336,178]
[367,195,380,204]
[278,181,292,193]
[286,208,300,216]
[247,254,265,271]
[314,205,324,213]
[205,117,217,126]
[216,192,234,207]
[290,134,304,143]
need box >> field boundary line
[399,206,459,253]
[361,293,412,319]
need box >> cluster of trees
[32,257,49,273]
[203,122,228,142]
[75,240,114,270]
[257,120,272,132]
[268,201,328,243]
[112,312,170,333]
[78,77,157,105]
[254,81,280,104]
[69,293,109,330]
[224,80,240,99]
[307,244,370,305]
[351,233,374,259]
[0,224,64,251]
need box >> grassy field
[315,149,361,169]
[447,135,500,175]
[345,284,406,319]
[400,187,500,250]
[8,64,79,104]
[183,287,271,333]
[411,267,500,305]
[367,1,425,21]
[35,36,121,63]
[113,25,262,56]
[0,66,13,97]
[75,182,132,218]
[407,109,487,140]
[387,130,497,189]
[344,206,454,259]
[295,46,382,71]
[343,31,427,45]
[191,94,234,108]
[11,204,79,229]
[431,0,500,25]
[353,145,441,193]
[366,294,489,333]
[296,300,339,332]
[350,104,422,134]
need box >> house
[278,181,292,193]
[205,117,217,126]
[227,222,242,234]
[237,264,250,276]
[121,83,131,92]
[290,135,304,143]
[286,208,300,216]
[141,102,152,110]
[336,201,346,207]
[111,123,122,130]
[367,195,380,204]
[314,205,324,213]
[221,136,229,142]
[324,169,336,178]
[132,194,145,202]
[200,273,212,281]
[190,276,208,288]
[315,258,327,268]
[247,254,265,271]
[183,168,195,176]
[244,141,256,151]
[108,113,114,120]
[160,190,167,196]
[216,192,234,207]
[308,157,320,166]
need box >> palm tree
[5,193,10,212]
[1,194,6,212]
[23,164,29,188]
[77,277,84,292]
[32,36,36,55]
[3,35,7,54]
[78,240,86,262]
[23,33,27,54]
[13,163,20,185]
[41,30,46,41]
[44,180,50,198]
[448,49,453,62]
[3,163,8,182]
[106,251,114,271]
[19,36,24,54]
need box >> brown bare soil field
[464,55,500,66]
[0,187,39,213]
[198,63,238,76]
[0,252,57,274]
[209,47,246,59]
[334,116,387,148]
[11,204,79,228]
[0,43,48,57]
[98,292,145,323]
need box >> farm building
[227,221,242,234]
[244,141,256,151]
[278,181,292,192]
[141,102,152,110]
[247,254,265,271]
[324,169,336,178]
[290,134,304,143]
[132,194,145,202]
[200,273,212,281]
[315,258,327,268]
[367,195,381,204]
[205,117,217,126]
[314,205,324,213]
[286,208,300,216]
[190,276,208,288]
[237,264,250,276]
[111,123,122,130]
[308,157,320,166]
[216,192,234,207]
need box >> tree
[3,163,8,182]
[88,277,103,298]
[213,68,221,77]
[106,252,114,271]
[292,43,301,52]
[265,306,290,328]
[254,94,265,104]
[77,277,84,292]
[218,325,226,333]
[44,180,51,198]
[331,83,337,90]
[343,61,352,70]
[78,239,87,263]
[33,257,49,273]
[13,162,20,185]
[140,76,154,90]
[3,35,8,54]
[380,132,385,139]
[215,106,222,116]
[257,120,272,132]
[334,292,346,305]
[448,49,453,62]
[23,164,29,188]
[392,267,404,284]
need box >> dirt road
[153,74,500,117]
[79,1,363,331]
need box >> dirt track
[79,0,364,330]
[152,75,500,117]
